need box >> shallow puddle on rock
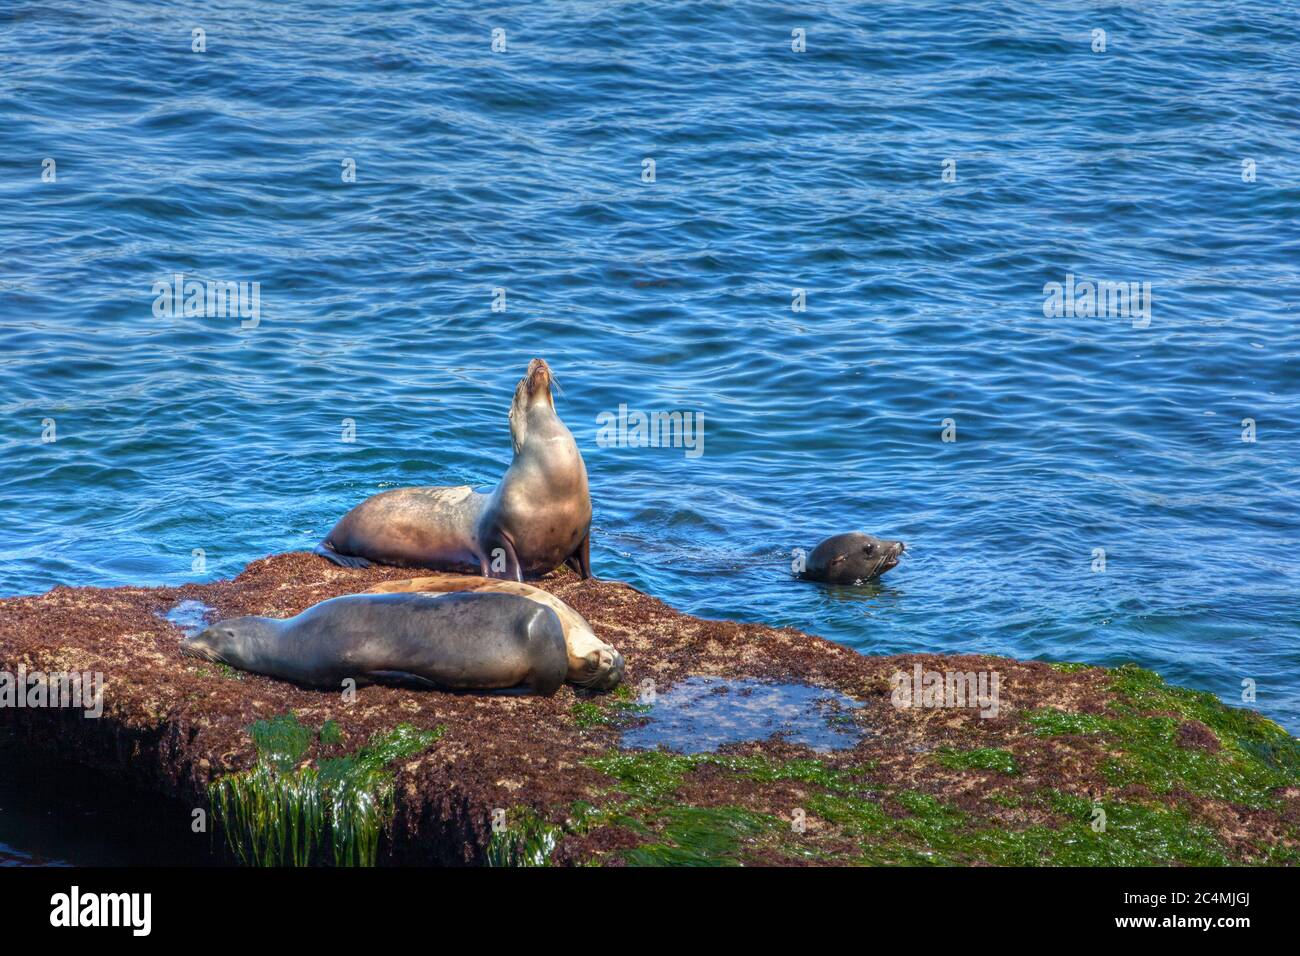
[162,600,216,637]
[621,676,864,753]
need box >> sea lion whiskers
[868,539,905,577]
[180,640,224,665]
[181,629,232,667]
[574,646,624,690]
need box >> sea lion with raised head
[367,573,623,690]
[180,591,569,695]
[796,532,905,585]
[317,358,592,580]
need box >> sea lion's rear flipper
[564,531,593,580]
[315,542,373,569]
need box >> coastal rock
[0,552,1296,866]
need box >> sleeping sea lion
[181,591,569,696]
[367,573,623,690]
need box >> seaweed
[619,806,780,866]
[485,806,564,867]
[209,714,443,866]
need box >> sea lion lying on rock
[181,591,569,696]
[317,358,593,580]
[796,532,905,585]
[368,574,624,690]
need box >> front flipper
[315,542,373,569]
[564,530,593,580]
[479,533,523,582]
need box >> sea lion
[796,532,905,585]
[180,591,569,696]
[317,358,592,580]
[367,573,623,690]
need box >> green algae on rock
[499,660,1300,866]
[570,684,649,730]
[936,747,1020,777]
[1026,665,1300,810]
[524,749,1240,866]
[209,714,443,866]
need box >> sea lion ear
[829,554,847,567]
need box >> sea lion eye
[864,544,875,554]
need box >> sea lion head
[509,357,562,452]
[182,616,279,670]
[575,643,625,691]
[803,532,905,585]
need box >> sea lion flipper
[315,542,373,569]
[564,531,593,580]
[480,533,523,581]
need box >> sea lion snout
[180,626,225,663]
[527,357,551,389]
[520,357,556,410]
[869,538,906,574]
[854,534,905,576]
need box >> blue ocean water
[1,0,1298,736]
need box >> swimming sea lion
[317,358,592,580]
[796,532,905,585]
[367,573,623,690]
[180,591,569,695]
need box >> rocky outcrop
[0,552,1295,866]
